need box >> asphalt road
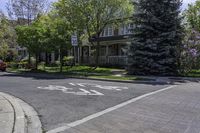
[0,72,169,132]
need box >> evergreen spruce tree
[128,0,183,75]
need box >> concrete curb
[6,72,170,84]
[6,71,200,84]
[0,92,26,133]
[67,76,169,84]
[0,92,42,133]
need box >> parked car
[0,60,6,71]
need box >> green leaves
[0,42,9,60]
[54,0,133,66]
[16,25,42,54]
[128,0,183,75]
[0,12,14,60]
[185,0,200,31]
[55,0,133,39]
[15,11,72,54]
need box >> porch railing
[82,56,128,66]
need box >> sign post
[71,35,78,65]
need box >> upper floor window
[100,26,114,37]
[119,23,133,35]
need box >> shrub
[6,61,18,69]
[39,62,46,70]
[63,56,74,66]
[18,61,28,68]
[55,60,61,66]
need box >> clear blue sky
[0,0,197,14]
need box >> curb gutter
[8,71,200,84]
[7,72,168,84]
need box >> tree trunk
[59,49,63,73]
[35,53,38,70]
[28,52,31,67]
[95,38,100,68]
[45,51,48,65]
[177,42,182,74]
[81,47,83,64]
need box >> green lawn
[8,66,200,80]
[183,70,200,77]
[7,65,141,81]
[88,75,139,80]
[39,65,113,74]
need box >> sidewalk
[53,82,200,133]
[0,92,42,133]
[0,95,14,133]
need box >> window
[100,26,113,37]
[119,24,124,35]
[119,23,133,35]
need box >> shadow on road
[1,72,69,80]
[1,72,200,86]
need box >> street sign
[71,35,78,46]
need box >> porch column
[106,45,109,64]
[106,45,109,56]
[88,46,91,56]
[58,49,60,62]
[51,52,55,63]
[78,47,80,64]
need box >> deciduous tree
[15,24,44,69]
[183,0,200,70]
[0,11,16,61]
[7,0,49,25]
[54,0,133,67]
[46,12,72,72]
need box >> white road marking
[38,85,72,92]
[38,83,129,96]
[90,90,104,96]
[79,88,91,94]
[69,83,76,86]
[47,85,176,133]
[79,83,128,91]
[38,85,105,96]
[67,83,129,91]
[77,83,85,87]
[74,91,88,96]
